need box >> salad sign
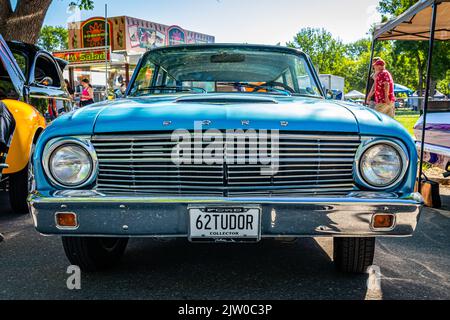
[53,48,111,65]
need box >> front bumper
[29,191,423,238]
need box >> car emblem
[280,121,289,127]
[202,120,212,126]
[163,121,172,126]
[241,120,250,126]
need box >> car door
[28,52,73,121]
[0,34,26,99]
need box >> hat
[373,59,386,67]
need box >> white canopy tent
[368,0,450,191]
[345,90,366,100]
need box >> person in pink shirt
[366,59,396,118]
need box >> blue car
[29,44,423,273]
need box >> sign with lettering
[53,48,111,65]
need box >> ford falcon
[29,44,423,273]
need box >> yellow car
[0,35,72,213]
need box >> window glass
[12,52,27,76]
[34,55,61,88]
[129,47,322,98]
[129,60,156,96]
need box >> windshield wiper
[136,86,207,95]
[225,82,292,97]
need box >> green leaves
[69,0,95,10]
[38,25,69,52]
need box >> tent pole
[365,38,376,103]
[418,1,438,193]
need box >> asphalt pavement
[0,189,449,300]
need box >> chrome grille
[92,132,360,197]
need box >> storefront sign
[53,48,111,65]
[81,17,113,48]
[168,26,186,46]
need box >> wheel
[9,144,35,214]
[62,237,129,272]
[333,237,376,274]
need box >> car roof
[146,43,307,57]
[6,40,41,57]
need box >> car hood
[42,94,413,145]
[91,94,360,133]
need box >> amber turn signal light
[56,212,78,228]
[372,214,395,229]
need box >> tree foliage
[286,1,449,95]
[0,0,94,44]
[38,25,68,52]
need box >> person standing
[367,59,396,118]
[80,79,95,107]
[366,57,381,108]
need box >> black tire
[9,142,35,214]
[9,165,29,214]
[62,237,129,272]
[333,237,376,274]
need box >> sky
[34,0,382,44]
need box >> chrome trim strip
[416,142,450,158]
[92,134,361,141]
[31,192,423,205]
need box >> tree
[38,25,68,52]
[377,0,449,95]
[0,0,93,44]
[287,28,347,75]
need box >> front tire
[62,237,129,272]
[9,143,35,214]
[333,237,376,274]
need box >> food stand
[54,16,215,101]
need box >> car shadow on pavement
[80,238,370,300]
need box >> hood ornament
[202,120,212,126]
[241,120,250,126]
[163,121,172,126]
[280,121,289,127]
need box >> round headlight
[359,143,404,188]
[49,144,93,187]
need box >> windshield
[128,46,323,98]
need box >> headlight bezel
[355,138,409,191]
[42,137,98,189]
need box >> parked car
[0,35,73,213]
[30,44,423,273]
[0,101,15,179]
[414,101,450,176]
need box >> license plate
[189,206,261,240]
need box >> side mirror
[37,76,54,87]
[326,89,343,100]
[114,89,124,99]
[326,89,335,100]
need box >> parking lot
[0,189,449,300]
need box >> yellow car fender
[3,99,46,174]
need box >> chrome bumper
[29,191,423,238]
